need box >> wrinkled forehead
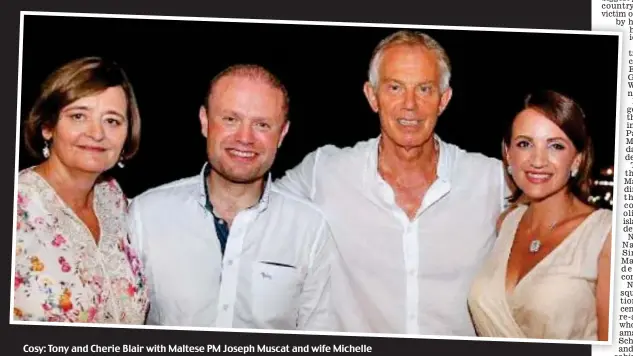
[378,44,442,79]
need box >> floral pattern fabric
[13,167,148,324]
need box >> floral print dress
[13,167,149,324]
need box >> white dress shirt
[275,135,509,336]
[127,163,336,331]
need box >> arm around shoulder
[125,196,160,325]
[297,217,339,332]
[496,204,520,235]
[126,197,145,260]
[275,146,329,201]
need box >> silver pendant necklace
[528,239,542,254]
[526,213,565,254]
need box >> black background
[1,1,607,354]
[17,15,619,199]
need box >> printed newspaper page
[594,0,632,355]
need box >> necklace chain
[526,205,573,254]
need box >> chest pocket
[250,261,303,328]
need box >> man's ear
[438,87,453,116]
[278,120,290,148]
[363,81,379,113]
[199,106,209,139]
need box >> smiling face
[363,43,452,150]
[199,74,289,184]
[42,86,129,175]
[505,107,582,202]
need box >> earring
[117,151,125,168]
[570,168,578,178]
[507,166,513,176]
[42,141,50,158]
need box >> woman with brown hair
[13,57,148,324]
[468,90,612,341]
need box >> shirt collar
[435,135,452,182]
[197,162,272,214]
[364,133,453,189]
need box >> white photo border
[10,10,623,347]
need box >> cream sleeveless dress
[467,204,612,340]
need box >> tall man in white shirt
[276,30,509,336]
[127,64,336,331]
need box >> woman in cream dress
[467,90,612,341]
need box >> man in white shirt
[275,30,509,336]
[127,64,336,331]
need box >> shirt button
[223,304,229,311]
[227,260,233,266]
[408,269,415,276]
[218,219,225,225]
[409,314,416,320]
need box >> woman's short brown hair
[23,56,141,161]
[503,90,594,204]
